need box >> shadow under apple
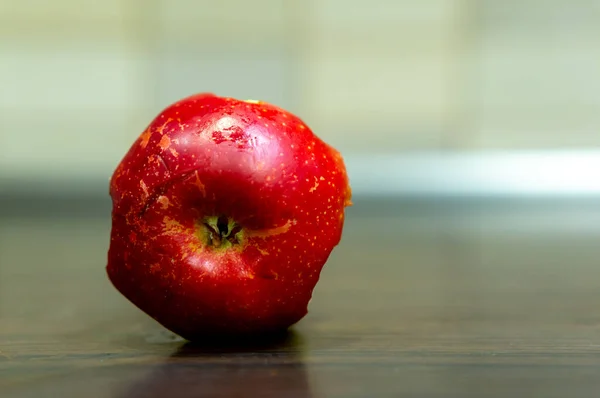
[112,330,313,398]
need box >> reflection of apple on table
[106,93,352,341]
[114,331,312,398]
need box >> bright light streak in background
[347,150,600,197]
[4,150,600,198]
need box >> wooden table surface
[2,198,600,397]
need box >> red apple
[107,93,352,340]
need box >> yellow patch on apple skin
[139,180,149,199]
[149,263,161,273]
[344,185,353,207]
[158,135,171,150]
[140,118,173,149]
[187,241,206,255]
[169,147,179,158]
[243,99,261,104]
[253,245,269,256]
[139,128,151,148]
[193,171,206,197]
[113,163,125,179]
[162,216,187,236]
[157,118,173,135]
[309,176,320,193]
[246,219,295,239]
[157,195,170,209]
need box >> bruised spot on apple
[106,93,351,340]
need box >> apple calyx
[198,215,243,250]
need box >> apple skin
[107,93,352,340]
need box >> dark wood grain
[2,198,600,397]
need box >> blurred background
[3,3,600,396]
[2,0,600,200]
